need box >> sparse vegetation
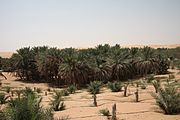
[140,81,147,89]
[88,81,102,94]
[99,108,110,116]
[36,88,42,93]
[153,84,180,115]
[152,80,161,93]
[88,81,102,106]
[169,74,175,79]
[0,93,9,104]
[50,91,65,111]
[4,86,11,93]
[5,91,53,120]
[61,89,69,96]
[146,74,155,83]
[67,85,76,94]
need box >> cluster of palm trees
[4,44,171,86]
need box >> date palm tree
[135,46,159,76]
[110,45,133,80]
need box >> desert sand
[0,52,13,58]
[0,69,180,120]
[0,44,179,58]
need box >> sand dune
[0,44,179,58]
[0,52,14,58]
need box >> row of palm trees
[2,44,172,86]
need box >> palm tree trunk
[93,93,97,107]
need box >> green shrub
[61,89,69,96]
[50,91,65,111]
[169,74,175,79]
[152,84,180,115]
[15,90,23,99]
[5,86,11,93]
[140,81,147,89]
[5,92,53,120]
[67,85,76,94]
[107,81,122,92]
[0,93,9,104]
[146,74,155,83]
[152,80,161,93]
[23,87,34,96]
[0,110,6,120]
[88,81,102,94]
[36,88,42,93]
[99,108,110,116]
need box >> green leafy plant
[61,89,69,96]
[88,81,102,107]
[169,74,175,79]
[5,86,11,93]
[88,81,102,94]
[152,84,180,115]
[152,80,161,93]
[67,85,76,94]
[99,108,110,116]
[0,110,6,120]
[5,91,53,120]
[140,81,147,89]
[36,88,42,93]
[0,93,9,104]
[107,81,122,92]
[50,91,65,111]
[23,87,34,96]
[146,74,155,83]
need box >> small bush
[99,108,110,116]
[5,92,53,120]
[88,81,102,94]
[61,89,69,96]
[15,90,23,99]
[152,84,180,115]
[107,81,122,92]
[36,88,42,93]
[0,93,9,104]
[146,74,155,83]
[177,64,180,70]
[67,85,76,94]
[152,80,161,93]
[0,110,6,120]
[140,81,147,89]
[5,86,11,93]
[169,74,175,79]
[23,87,34,95]
[50,91,65,111]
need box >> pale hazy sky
[0,0,180,51]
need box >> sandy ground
[0,69,180,120]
